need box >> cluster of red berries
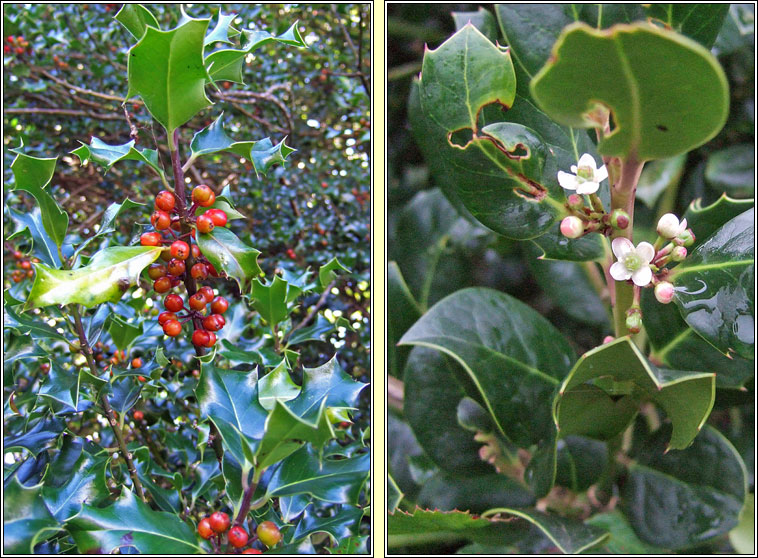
[4,35,29,56]
[140,186,230,347]
[197,512,281,552]
[8,250,36,283]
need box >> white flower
[557,153,608,195]
[657,213,687,239]
[610,237,655,287]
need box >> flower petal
[557,171,578,190]
[576,181,599,195]
[631,266,653,287]
[611,237,634,259]
[636,241,655,263]
[594,164,608,183]
[610,261,632,281]
[570,165,578,174]
[578,153,597,170]
[679,218,688,232]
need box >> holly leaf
[6,206,62,267]
[318,257,349,290]
[66,489,202,554]
[683,194,754,251]
[38,362,85,413]
[204,11,238,46]
[531,23,729,160]
[71,138,163,176]
[126,17,212,135]
[195,226,261,295]
[25,246,162,310]
[3,478,61,554]
[291,505,364,545]
[258,359,300,411]
[114,4,160,39]
[250,276,289,325]
[10,147,68,250]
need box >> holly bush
[388,4,753,555]
[4,4,370,554]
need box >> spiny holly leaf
[66,489,202,554]
[189,113,295,177]
[196,196,246,221]
[42,444,109,522]
[25,246,162,311]
[553,337,715,450]
[318,257,349,291]
[106,314,142,352]
[258,359,300,411]
[71,138,163,176]
[531,23,729,161]
[10,146,68,250]
[683,194,754,251]
[114,4,160,39]
[6,206,62,267]
[670,208,754,360]
[38,362,85,412]
[292,505,364,545]
[204,21,306,84]
[250,276,289,326]
[3,478,61,554]
[4,290,69,342]
[266,446,369,505]
[204,11,239,46]
[4,416,65,457]
[126,17,212,135]
[196,226,261,295]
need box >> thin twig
[330,5,370,97]
[4,107,122,120]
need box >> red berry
[160,250,172,262]
[6,36,14,44]
[167,258,186,276]
[155,190,176,212]
[15,46,23,55]
[197,517,213,540]
[170,219,182,233]
[321,181,328,188]
[170,240,190,260]
[137,375,147,382]
[19,260,31,270]
[202,314,225,331]
[153,276,172,293]
[131,358,143,368]
[189,293,207,311]
[151,210,171,230]
[162,320,182,337]
[196,214,214,234]
[198,286,215,302]
[140,232,162,246]
[207,263,219,277]
[192,329,210,346]
[286,249,296,260]
[191,263,208,280]
[158,311,177,325]
[242,550,262,554]
[191,244,201,259]
[147,264,167,280]
[191,185,213,204]
[209,511,230,533]
[164,294,184,312]
[228,526,249,548]
[210,296,229,314]
[3,45,10,54]
[256,521,281,547]
[40,362,50,374]
[12,250,23,260]
[133,410,144,421]
[205,209,228,227]
[170,276,182,287]
[204,331,217,348]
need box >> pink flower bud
[567,194,583,209]
[657,213,682,239]
[560,216,584,239]
[602,335,615,344]
[671,246,687,262]
[654,282,675,304]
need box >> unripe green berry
[566,194,584,210]
[671,246,687,262]
[609,209,630,230]
[625,310,642,334]
[677,229,695,247]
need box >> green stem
[609,157,645,338]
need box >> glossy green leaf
[451,8,497,41]
[114,4,160,39]
[417,472,535,514]
[530,224,606,262]
[670,208,754,359]
[4,333,48,366]
[4,293,68,342]
[388,474,403,514]
[196,227,261,295]
[318,257,349,290]
[204,11,237,45]
[107,314,142,352]
[403,346,492,474]
[286,315,335,346]
[531,23,729,161]
[642,288,754,389]
[636,154,687,208]
[554,337,715,449]
[195,196,246,221]
[266,446,369,505]
[38,362,85,412]
[10,147,68,249]
[683,194,754,251]
[644,4,730,48]
[585,510,665,554]
[729,493,754,555]
[4,417,65,456]
[704,144,754,197]
[25,246,162,310]
[3,478,61,554]
[132,448,182,513]
[108,377,142,414]
[484,508,610,554]
[331,535,368,555]
[250,276,288,325]
[71,138,163,176]
[6,206,62,267]
[555,436,608,493]
[66,489,201,554]
[292,505,363,545]
[42,446,109,522]
[400,287,575,447]
[258,359,299,411]
[126,18,212,135]
[387,262,421,378]
[624,424,747,549]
